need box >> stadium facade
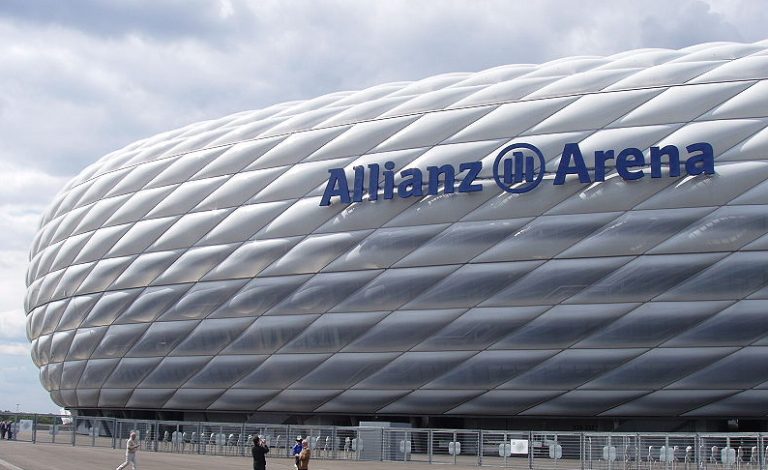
[25,40,768,431]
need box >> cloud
[0,309,27,341]
[0,342,29,356]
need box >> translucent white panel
[374,107,493,153]
[324,225,446,272]
[254,197,343,239]
[151,244,237,284]
[49,231,93,273]
[616,81,752,127]
[222,314,318,354]
[414,306,548,351]
[126,320,198,357]
[314,188,419,234]
[451,64,535,86]
[475,213,618,262]
[705,80,768,120]
[340,309,462,353]
[405,261,543,309]
[584,347,737,390]
[32,270,65,309]
[76,256,135,294]
[684,390,768,417]
[492,303,636,349]
[561,207,714,258]
[71,194,132,235]
[268,270,381,315]
[56,295,99,331]
[156,279,247,321]
[529,88,663,134]
[667,251,768,301]
[198,202,292,246]
[76,167,132,207]
[638,162,768,209]
[114,284,190,324]
[234,353,331,389]
[451,77,559,107]
[290,352,400,389]
[192,136,283,179]
[259,389,342,413]
[90,323,149,359]
[353,351,473,389]
[170,317,253,356]
[104,186,176,226]
[378,390,483,415]
[150,209,231,251]
[66,327,107,361]
[49,330,76,363]
[97,389,133,408]
[384,180,497,227]
[29,241,62,282]
[81,289,141,328]
[576,301,730,348]
[145,147,227,188]
[194,167,287,211]
[448,390,562,415]
[603,61,720,91]
[108,356,184,391]
[126,388,176,409]
[600,390,738,417]
[210,275,311,318]
[72,224,131,264]
[105,158,174,197]
[202,238,300,281]
[316,390,409,413]
[445,96,576,144]
[650,206,768,254]
[672,347,768,389]
[262,231,370,276]
[208,389,279,411]
[424,350,558,389]
[526,68,639,98]
[185,355,266,388]
[77,358,120,388]
[27,306,47,340]
[107,217,178,258]
[522,57,605,77]
[499,348,646,390]
[139,356,211,388]
[144,176,228,218]
[318,96,411,127]
[675,43,764,61]
[330,265,457,312]
[247,126,350,170]
[40,299,68,336]
[35,335,52,366]
[522,390,647,417]
[484,257,630,307]
[111,250,182,289]
[568,253,727,304]
[253,157,357,203]
[307,115,419,161]
[381,86,486,116]
[690,55,768,82]
[59,360,87,390]
[42,363,63,391]
[49,261,96,301]
[394,220,526,268]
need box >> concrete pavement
[0,439,488,470]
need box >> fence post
[580,433,585,470]
[428,429,433,464]
[759,433,764,470]
[478,430,483,467]
[31,414,37,444]
[529,431,534,470]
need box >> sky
[0,0,766,415]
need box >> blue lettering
[685,142,715,176]
[320,168,351,206]
[616,147,645,181]
[554,143,591,185]
[458,162,483,192]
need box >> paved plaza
[0,439,484,470]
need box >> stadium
[24,40,768,431]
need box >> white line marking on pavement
[0,457,24,470]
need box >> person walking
[292,435,303,469]
[251,435,270,470]
[298,439,311,470]
[116,431,140,470]
[0,421,6,439]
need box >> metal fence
[0,412,766,469]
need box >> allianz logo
[319,141,714,206]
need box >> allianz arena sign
[320,141,715,206]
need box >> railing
[0,412,766,469]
